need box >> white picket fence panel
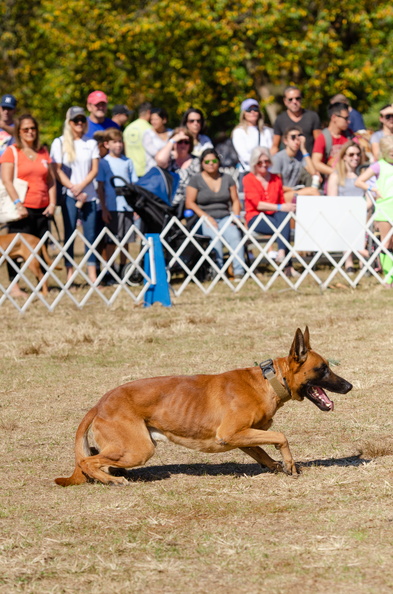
[0,204,392,311]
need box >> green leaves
[1,0,393,140]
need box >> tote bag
[0,146,28,224]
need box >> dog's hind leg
[240,446,283,472]
[79,417,155,485]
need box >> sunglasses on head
[245,106,259,112]
[177,139,190,145]
[383,114,393,120]
[187,118,201,124]
[287,96,302,102]
[203,159,218,164]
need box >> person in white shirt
[50,106,100,283]
[232,98,274,173]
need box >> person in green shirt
[123,102,152,177]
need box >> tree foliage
[1,0,393,139]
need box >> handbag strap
[10,145,20,182]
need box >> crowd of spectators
[1,86,393,292]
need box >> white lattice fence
[1,199,392,310]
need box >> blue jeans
[249,211,291,253]
[62,195,97,266]
[201,216,245,276]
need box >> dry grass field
[1,282,393,593]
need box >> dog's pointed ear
[303,326,311,350]
[289,328,309,364]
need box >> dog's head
[286,327,352,411]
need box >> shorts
[107,211,134,243]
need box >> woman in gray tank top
[327,140,368,272]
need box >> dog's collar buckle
[260,359,290,401]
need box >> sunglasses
[289,134,301,140]
[177,139,190,145]
[21,126,36,132]
[72,117,86,124]
[383,114,393,120]
[187,119,201,124]
[256,159,270,166]
[203,159,218,164]
[336,114,350,121]
[287,96,302,102]
[245,106,259,112]
[346,152,361,157]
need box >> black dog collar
[259,359,291,401]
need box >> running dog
[0,233,61,296]
[55,327,352,486]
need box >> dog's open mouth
[305,386,334,411]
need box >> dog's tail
[41,244,62,271]
[54,406,98,487]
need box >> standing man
[271,86,321,155]
[85,90,119,139]
[329,93,365,133]
[311,102,350,178]
[0,94,17,157]
[123,102,152,177]
[111,105,132,130]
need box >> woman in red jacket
[243,146,298,277]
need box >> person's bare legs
[377,221,393,286]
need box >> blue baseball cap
[1,94,17,109]
[241,98,259,112]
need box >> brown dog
[0,233,61,296]
[55,327,352,486]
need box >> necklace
[23,147,36,160]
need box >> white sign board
[294,196,367,252]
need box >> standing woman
[0,114,56,297]
[180,108,213,157]
[232,98,274,174]
[50,107,99,283]
[185,148,245,279]
[356,136,393,287]
[370,104,393,161]
[243,146,297,277]
[143,107,172,171]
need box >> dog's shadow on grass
[110,454,371,482]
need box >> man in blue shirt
[85,90,119,139]
[0,94,17,156]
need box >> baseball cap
[112,104,131,117]
[241,98,259,112]
[1,94,17,109]
[87,91,108,105]
[66,106,86,121]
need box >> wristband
[13,199,21,205]
[302,152,310,158]
[276,204,282,211]
[234,214,241,218]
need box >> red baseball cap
[87,91,108,105]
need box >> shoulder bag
[0,146,28,224]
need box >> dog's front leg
[240,446,283,473]
[217,427,298,476]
